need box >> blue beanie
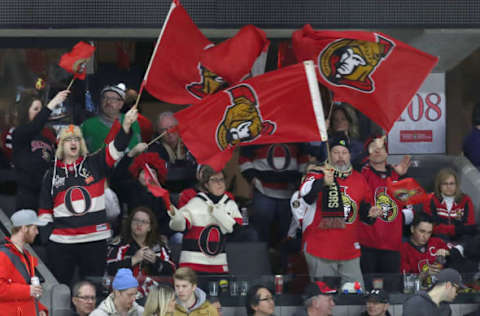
[112,268,138,290]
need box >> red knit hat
[129,152,167,185]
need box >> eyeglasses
[259,296,275,302]
[132,219,150,226]
[64,136,81,143]
[76,295,96,302]
[441,182,456,186]
[209,177,225,184]
[102,96,123,103]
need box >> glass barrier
[85,272,480,306]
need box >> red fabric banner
[142,1,212,105]
[292,25,438,132]
[201,25,270,83]
[174,62,325,171]
[143,164,171,210]
[58,41,95,80]
[387,177,429,205]
[142,1,270,105]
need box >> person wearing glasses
[246,285,275,316]
[81,83,141,153]
[91,268,144,316]
[169,166,242,274]
[106,207,175,299]
[402,268,465,316]
[71,280,96,316]
[38,107,137,286]
[144,284,176,316]
[423,168,476,243]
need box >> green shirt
[81,114,141,153]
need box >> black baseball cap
[433,268,467,289]
[366,288,389,303]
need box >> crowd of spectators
[0,81,480,316]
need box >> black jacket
[402,291,452,316]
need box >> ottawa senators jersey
[359,164,403,251]
[39,129,131,244]
[300,170,374,261]
[400,237,449,273]
[169,192,242,273]
[239,143,308,199]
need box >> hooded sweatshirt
[90,292,144,316]
[402,291,452,316]
[173,287,218,316]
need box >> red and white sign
[388,73,445,154]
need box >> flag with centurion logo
[174,61,328,171]
[292,25,438,132]
[141,0,270,105]
[59,41,95,80]
[386,177,429,206]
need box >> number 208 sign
[388,73,446,154]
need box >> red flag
[174,61,328,171]
[292,25,438,132]
[141,0,212,104]
[142,1,271,105]
[387,177,429,205]
[143,164,171,210]
[59,41,95,80]
[201,25,270,83]
[104,119,121,145]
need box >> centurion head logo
[216,84,276,150]
[318,34,394,92]
[375,187,398,222]
[341,187,357,224]
[186,63,226,100]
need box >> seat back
[226,242,271,276]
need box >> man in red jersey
[359,135,412,290]
[299,133,381,289]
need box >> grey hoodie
[402,291,452,316]
[90,293,145,316]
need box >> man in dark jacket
[402,268,465,316]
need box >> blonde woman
[144,285,176,316]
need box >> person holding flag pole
[38,103,139,285]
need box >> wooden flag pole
[147,130,167,147]
[66,77,76,91]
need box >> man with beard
[0,209,48,315]
[299,133,382,289]
[359,135,412,291]
[403,268,465,316]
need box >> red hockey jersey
[359,164,404,251]
[300,170,374,261]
